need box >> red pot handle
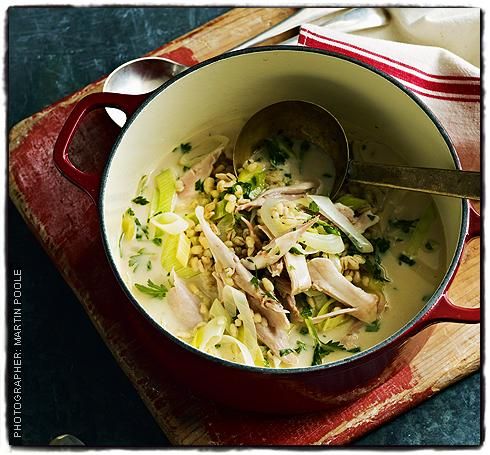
[53,92,147,203]
[411,202,480,332]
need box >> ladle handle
[348,161,480,200]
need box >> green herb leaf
[134,218,149,240]
[311,339,360,365]
[373,237,390,254]
[263,136,290,167]
[289,246,302,255]
[398,254,416,266]
[128,248,153,272]
[132,196,150,206]
[365,320,381,332]
[308,200,320,213]
[250,276,260,288]
[300,305,313,318]
[389,218,419,233]
[314,220,341,236]
[294,340,307,354]
[195,179,204,192]
[279,348,294,357]
[180,142,192,153]
[152,237,163,246]
[134,279,168,299]
[425,240,439,251]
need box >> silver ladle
[233,101,480,200]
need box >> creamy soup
[117,119,446,368]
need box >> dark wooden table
[7,6,480,446]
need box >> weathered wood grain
[8,7,479,446]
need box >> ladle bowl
[233,100,480,199]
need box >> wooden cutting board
[8,7,480,445]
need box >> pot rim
[99,45,467,374]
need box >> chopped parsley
[398,254,416,266]
[134,218,149,240]
[227,181,253,199]
[250,276,260,288]
[173,142,192,153]
[308,200,320,213]
[299,326,309,335]
[373,237,390,254]
[195,179,204,192]
[134,279,168,299]
[263,135,291,167]
[389,218,419,233]
[289,246,302,255]
[265,290,279,302]
[132,195,149,205]
[425,240,438,251]
[279,348,294,357]
[300,305,313,318]
[314,220,341,236]
[312,340,361,366]
[294,340,307,354]
[250,267,260,288]
[365,320,380,332]
[279,340,308,358]
[128,248,152,272]
[152,237,162,246]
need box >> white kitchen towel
[297,20,480,171]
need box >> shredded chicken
[241,217,317,270]
[267,260,284,277]
[284,252,311,295]
[255,323,297,365]
[177,147,223,204]
[275,277,303,323]
[341,320,365,350]
[196,206,290,330]
[167,270,204,331]
[308,258,378,323]
[237,181,318,210]
[334,202,379,234]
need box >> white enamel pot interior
[99,47,469,371]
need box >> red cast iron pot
[53,47,480,413]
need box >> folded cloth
[298,22,480,171]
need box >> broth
[118,119,447,368]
